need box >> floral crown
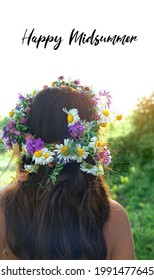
[0,76,122,185]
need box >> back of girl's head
[28,86,92,143]
[3,85,110,260]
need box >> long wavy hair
[3,86,110,259]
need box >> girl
[0,77,134,259]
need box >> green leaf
[50,163,64,185]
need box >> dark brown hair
[4,86,110,259]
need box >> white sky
[0,0,154,116]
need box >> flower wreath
[0,76,122,185]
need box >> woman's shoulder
[104,199,135,260]
[0,183,17,232]
[0,187,6,259]
[0,186,7,205]
[0,184,19,260]
[109,199,129,221]
[0,185,9,234]
[0,182,17,197]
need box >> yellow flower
[55,139,72,163]
[95,140,100,147]
[25,169,30,173]
[32,90,36,96]
[100,123,107,127]
[0,138,2,143]
[34,150,43,157]
[89,137,104,153]
[22,147,25,153]
[43,152,50,159]
[102,110,110,117]
[51,82,55,87]
[61,146,69,156]
[77,147,84,157]
[9,111,14,117]
[63,108,80,126]
[116,114,122,121]
[73,144,89,163]
[67,114,74,123]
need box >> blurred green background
[0,93,154,259]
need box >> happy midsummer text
[22,28,138,50]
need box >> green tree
[108,92,154,259]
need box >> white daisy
[24,164,36,173]
[63,108,80,126]
[97,106,111,126]
[0,130,3,142]
[55,139,72,163]
[80,162,104,176]
[21,144,28,156]
[32,149,44,164]
[41,148,55,165]
[96,164,104,175]
[72,144,89,163]
[32,148,54,165]
[89,136,100,152]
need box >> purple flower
[74,79,80,85]
[58,76,64,80]
[34,138,45,150]
[2,125,18,149]
[79,91,87,99]
[15,104,21,110]
[20,117,27,124]
[8,120,16,133]
[69,122,85,139]
[2,127,8,139]
[26,138,45,154]
[8,120,15,127]
[26,138,36,154]
[5,138,13,149]
[97,146,111,166]
[12,138,17,144]
[18,93,26,100]
[99,90,112,108]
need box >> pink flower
[25,107,31,114]
[15,130,21,136]
[20,118,27,124]
[58,76,64,80]
[74,79,80,85]
[84,86,90,91]
[89,98,98,106]
[24,133,33,140]
[97,147,111,165]
[93,113,100,120]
